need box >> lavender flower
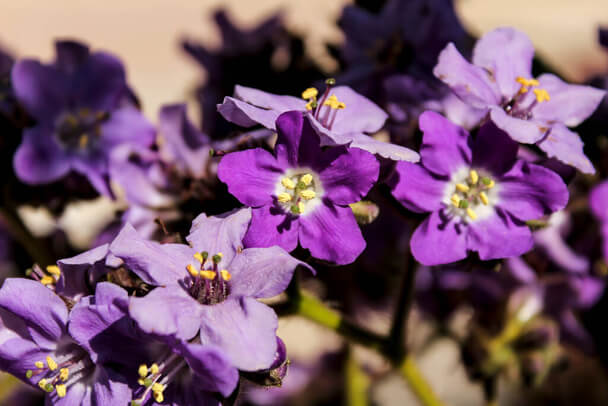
[391,111,569,266]
[218,83,419,162]
[0,278,131,404]
[434,27,606,174]
[590,180,608,262]
[12,40,155,195]
[218,111,380,264]
[109,208,310,372]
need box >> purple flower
[12,40,155,195]
[218,83,419,162]
[434,27,606,174]
[590,180,608,261]
[69,282,239,404]
[391,111,569,266]
[109,208,310,372]
[218,111,380,264]
[0,278,131,404]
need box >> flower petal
[323,86,388,134]
[99,106,156,149]
[390,162,446,214]
[275,111,321,168]
[410,210,468,266]
[471,121,519,176]
[590,180,608,222]
[199,297,278,371]
[489,107,548,144]
[242,205,299,253]
[467,209,533,260]
[57,243,111,299]
[217,96,281,129]
[298,202,365,265]
[536,123,595,174]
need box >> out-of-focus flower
[590,180,608,262]
[218,111,379,264]
[391,111,569,265]
[12,40,155,195]
[434,28,605,174]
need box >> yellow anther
[138,378,145,386]
[533,88,550,103]
[150,363,159,375]
[151,382,164,393]
[486,180,495,189]
[46,265,61,276]
[323,94,340,109]
[466,208,478,220]
[186,264,199,277]
[301,173,313,186]
[194,252,204,263]
[281,177,296,189]
[305,101,315,111]
[299,190,316,200]
[35,361,44,369]
[297,201,305,213]
[79,134,89,148]
[277,192,292,203]
[516,77,539,87]
[40,276,55,286]
[216,252,223,259]
[301,87,318,100]
[450,194,461,207]
[220,270,232,281]
[56,384,67,398]
[337,102,346,109]
[479,191,489,205]
[153,391,164,403]
[455,183,470,193]
[200,270,217,280]
[469,170,479,185]
[38,378,48,390]
[59,368,69,382]
[138,364,148,378]
[46,356,58,371]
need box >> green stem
[345,346,369,406]
[399,356,445,406]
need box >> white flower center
[441,167,500,223]
[274,168,324,216]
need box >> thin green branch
[345,346,370,406]
[399,356,445,406]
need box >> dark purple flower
[109,208,310,372]
[0,278,131,404]
[391,111,569,266]
[590,180,608,262]
[11,40,155,195]
[218,84,419,162]
[218,111,380,264]
[434,27,606,174]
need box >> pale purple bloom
[12,40,155,195]
[590,180,608,261]
[218,111,380,264]
[109,208,310,372]
[434,27,605,174]
[218,84,419,162]
[0,278,131,405]
[391,111,569,266]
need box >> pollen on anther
[281,177,296,189]
[450,194,460,207]
[46,265,61,276]
[201,270,217,280]
[300,190,316,200]
[56,384,67,398]
[35,361,44,369]
[301,87,318,100]
[479,192,489,205]
[186,264,199,277]
[455,183,470,193]
[138,364,148,378]
[469,170,479,185]
[40,276,54,286]
[301,173,313,185]
[220,270,232,281]
[46,356,58,371]
[59,368,69,382]
[533,88,550,103]
[277,192,292,203]
[466,208,478,220]
[150,363,159,375]
[193,252,204,263]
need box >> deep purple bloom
[218,84,419,162]
[434,27,606,174]
[590,180,608,261]
[0,278,131,404]
[391,111,569,266]
[12,40,155,195]
[69,282,239,405]
[218,111,380,264]
[109,208,309,372]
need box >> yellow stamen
[301,173,313,186]
[35,361,44,369]
[466,208,478,220]
[186,264,199,277]
[305,101,315,111]
[46,356,58,371]
[450,194,460,207]
[297,201,305,214]
[337,101,346,109]
[516,77,539,87]
[59,368,69,382]
[323,94,340,109]
[281,177,296,189]
[193,252,204,263]
[469,170,479,185]
[216,252,223,259]
[151,382,164,393]
[220,270,232,281]
[153,391,164,403]
[277,192,292,203]
[301,87,318,100]
[38,378,48,390]
[56,384,67,398]
[79,134,89,148]
[479,191,489,205]
[40,276,54,286]
[138,378,145,386]
[46,265,61,276]
[200,270,217,280]
[150,363,159,375]
[138,364,148,378]
[486,180,495,189]
[455,183,470,193]
[299,190,316,200]
[533,88,550,103]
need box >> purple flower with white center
[590,180,608,262]
[12,40,155,195]
[0,278,131,404]
[69,282,239,405]
[109,208,311,372]
[390,111,569,266]
[218,83,419,162]
[218,111,380,264]
[434,27,606,174]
